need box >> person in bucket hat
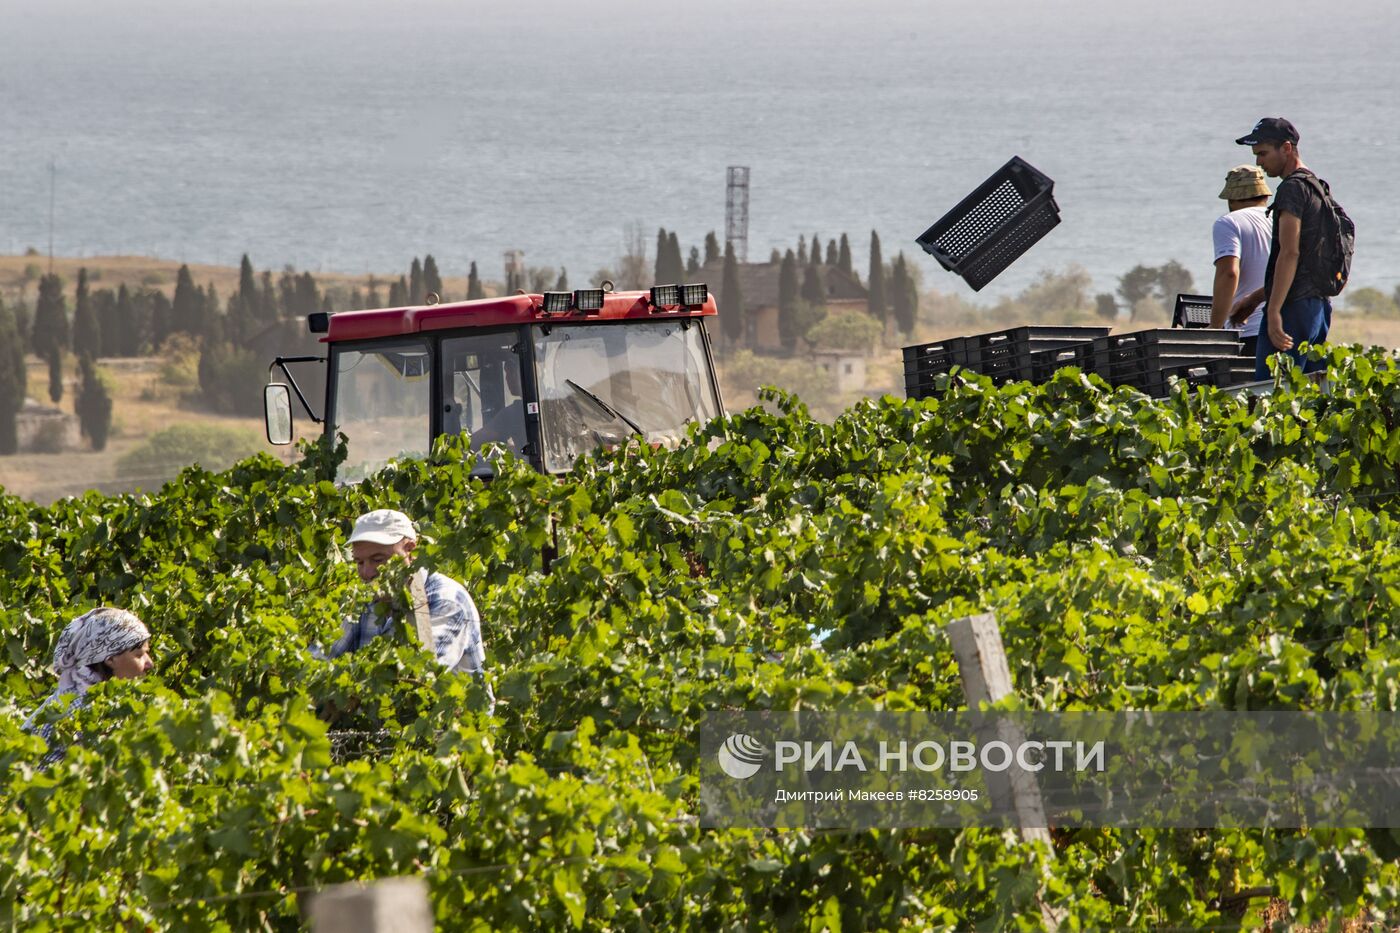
[1209,164,1272,357]
[316,509,485,675]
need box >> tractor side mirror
[264,384,293,445]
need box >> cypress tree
[390,277,408,307]
[75,355,113,451]
[350,288,364,310]
[172,264,202,337]
[777,249,800,351]
[149,292,173,351]
[409,257,424,305]
[321,293,334,313]
[720,240,744,347]
[111,285,134,356]
[826,239,838,265]
[811,233,822,263]
[91,289,116,358]
[797,236,807,266]
[278,270,298,317]
[235,254,258,339]
[13,302,31,356]
[802,258,826,306]
[654,229,669,284]
[687,246,701,275]
[366,275,382,308]
[466,263,484,300]
[259,271,277,324]
[704,232,721,266]
[204,283,222,342]
[46,350,63,404]
[867,231,887,323]
[891,253,916,336]
[770,248,782,264]
[555,268,569,291]
[0,297,25,455]
[72,268,103,360]
[838,234,854,279]
[31,274,69,363]
[295,272,319,316]
[423,255,443,299]
[667,232,683,282]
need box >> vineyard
[3,344,1400,930]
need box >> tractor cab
[263,284,724,480]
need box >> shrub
[115,422,264,480]
[198,340,265,416]
[158,333,201,387]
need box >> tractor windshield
[533,320,719,472]
[332,339,432,480]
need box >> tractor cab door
[440,330,531,474]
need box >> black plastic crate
[903,337,970,377]
[1172,293,1215,329]
[1091,329,1240,378]
[1029,343,1094,382]
[916,157,1060,292]
[965,325,1110,367]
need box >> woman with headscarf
[24,607,154,762]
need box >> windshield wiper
[565,379,646,436]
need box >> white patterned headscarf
[51,608,151,695]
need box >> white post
[310,876,432,933]
[947,612,1060,932]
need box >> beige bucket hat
[1219,164,1272,200]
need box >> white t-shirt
[1211,206,1272,338]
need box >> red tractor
[263,283,724,479]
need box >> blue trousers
[1255,296,1331,380]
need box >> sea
[2,0,1397,304]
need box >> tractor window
[440,331,527,473]
[533,320,719,472]
[332,340,432,480]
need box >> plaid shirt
[322,570,485,673]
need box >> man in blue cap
[1231,118,1333,379]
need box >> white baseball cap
[348,509,418,545]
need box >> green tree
[797,235,807,266]
[720,240,744,347]
[91,288,118,358]
[769,248,782,264]
[838,233,854,279]
[410,257,424,305]
[423,255,443,300]
[867,231,887,323]
[258,270,277,324]
[389,277,408,307]
[1118,264,1158,308]
[0,297,25,454]
[149,291,174,351]
[826,239,838,265]
[778,249,802,351]
[806,311,882,352]
[295,273,320,317]
[11,301,31,356]
[1156,260,1194,302]
[75,355,113,451]
[172,264,203,338]
[233,254,259,339]
[686,246,701,276]
[1344,287,1398,317]
[72,268,102,360]
[704,231,721,266]
[801,259,827,307]
[654,228,670,285]
[1096,293,1119,321]
[891,252,917,336]
[554,268,569,291]
[811,233,822,263]
[278,269,298,317]
[31,273,69,362]
[667,232,684,283]
[466,263,484,301]
[366,275,383,308]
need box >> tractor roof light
[679,283,708,307]
[541,291,573,314]
[573,288,605,313]
[308,311,330,333]
[649,284,680,311]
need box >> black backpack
[1288,171,1356,297]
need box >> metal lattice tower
[725,166,750,263]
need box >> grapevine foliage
[2,344,1399,930]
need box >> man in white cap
[319,508,485,674]
[1209,164,1272,358]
